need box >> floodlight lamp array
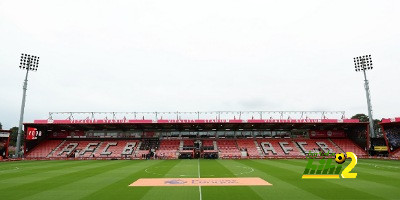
[353,55,372,72]
[19,53,39,71]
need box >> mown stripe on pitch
[0,160,105,189]
[279,159,400,198]
[0,160,79,174]
[262,159,400,198]
[161,159,199,177]
[246,160,382,199]
[81,160,182,200]
[357,161,400,173]
[0,160,95,181]
[198,159,264,200]
[272,159,400,188]
[25,160,165,200]
[0,160,135,200]
[355,164,400,179]
[360,159,400,166]
[138,160,202,200]
[346,170,400,188]
[131,160,196,200]
[232,160,324,200]
[0,160,59,167]
[0,161,98,189]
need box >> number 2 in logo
[341,152,357,178]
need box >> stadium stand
[386,127,400,150]
[236,139,260,157]
[391,149,400,157]
[22,112,378,159]
[26,140,141,158]
[331,139,367,156]
[258,139,303,156]
[25,140,62,158]
[294,139,342,154]
[182,140,195,150]
[140,139,159,150]
[217,140,241,158]
[201,140,215,150]
[24,138,371,159]
[385,127,400,157]
[157,139,180,159]
[95,140,140,158]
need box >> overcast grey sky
[0,0,399,129]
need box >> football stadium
[1,1,400,200]
[1,112,400,199]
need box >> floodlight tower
[15,53,39,158]
[353,55,375,140]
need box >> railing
[48,111,347,121]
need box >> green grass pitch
[1,159,399,200]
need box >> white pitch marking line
[198,159,202,200]
[358,163,400,169]
[232,166,254,175]
[0,167,21,174]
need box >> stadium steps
[391,148,400,157]
[47,140,66,158]
[328,138,345,153]
[253,140,264,156]
[213,141,217,150]
[236,139,259,157]
[292,141,306,156]
[134,141,142,156]
[179,140,184,151]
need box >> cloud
[0,0,399,129]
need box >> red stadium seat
[217,140,241,158]
[157,139,180,159]
[331,139,367,156]
[24,138,369,159]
